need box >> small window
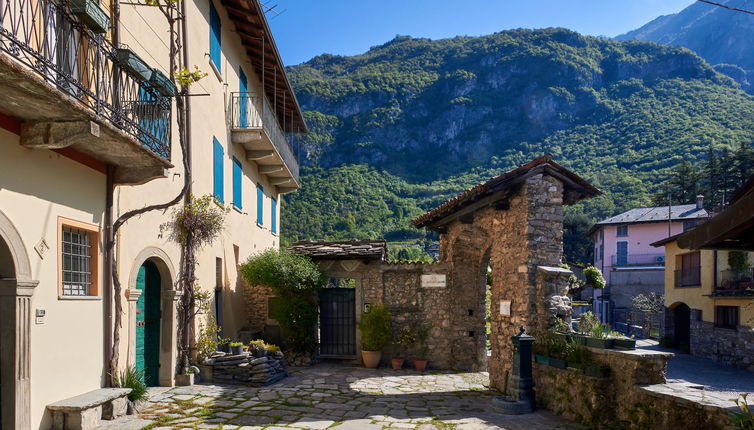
[271,196,277,234]
[256,183,264,225]
[209,0,221,73]
[59,219,100,297]
[215,257,223,289]
[232,156,242,209]
[213,138,224,203]
[616,225,629,237]
[715,306,739,330]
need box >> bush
[271,295,319,353]
[114,365,147,403]
[358,305,392,351]
[583,266,605,289]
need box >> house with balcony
[589,196,708,324]
[652,178,754,372]
[0,0,305,427]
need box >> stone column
[534,266,573,335]
[160,289,181,387]
[0,278,37,430]
[125,288,142,367]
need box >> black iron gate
[319,288,356,357]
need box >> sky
[267,0,697,66]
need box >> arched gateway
[284,155,599,393]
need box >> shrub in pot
[585,324,614,349]
[392,328,415,370]
[357,304,391,368]
[413,323,431,371]
[546,331,568,369]
[229,342,244,355]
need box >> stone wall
[243,282,275,334]
[534,347,731,429]
[690,313,754,372]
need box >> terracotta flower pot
[391,357,405,370]
[414,359,428,372]
[361,350,382,368]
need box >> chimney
[696,195,704,210]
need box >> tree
[563,211,594,265]
[701,144,721,210]
[652,160,699,206]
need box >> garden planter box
[613,338,636,350]
[567,362,583,371]
[549,358,567,369]
[584,365,610,378]
[71,0,109,33]
[175,373,194,386]
[116,48,152,81]
[571,335,588,345]
[534,354,550,365]
[150,69,177,97]
[585,337,614,349]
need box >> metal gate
[319,288,356,357]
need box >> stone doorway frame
[0,209,38,430]
[126,247,180,387]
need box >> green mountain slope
[281,29,754,260]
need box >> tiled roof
[288,240,387,261]
[411,154,600,229]
[596,204,708,225]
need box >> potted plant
[413,323,431,371]
[229,342,244,355]
[567,341,588,371]
[532,335,550,366]
[71,0,110,33]
[547,332,568,369]
[248,339,267,358]
[585,324,614,349]
[218,339,231,354]
[392,328,415,370]
[115,46,153,81]
[150,68,177,97]
[175,368,195,386]
[357,304,391,368]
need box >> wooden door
[135,260,161,386]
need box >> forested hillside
[281,28,754,263]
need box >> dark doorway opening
[672,303,691,352]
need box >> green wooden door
[135,260,161,386]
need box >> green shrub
[583,266,605,289]
[114,365,147,403]
[229,342,244,347]
[271,295,320,352]
[358,305,392,351]
[729,393,754,430]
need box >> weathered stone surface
[48,388,132,412]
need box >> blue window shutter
[239,67,248,128]
[271,197,277,234]
[213,138,224,203]
[257,184,264,225]
[209,1,221,73]
[232,157,242,209]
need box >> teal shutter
[239,67,248,128]
[271,197,277,234]
[232,156,242,209]
[213,138,224,203]
[256,184,264,225]
[209,1,221,72]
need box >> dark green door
[135,260,161,386]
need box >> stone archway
[0,209,38,430]
[127,247,180,387]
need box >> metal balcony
[0,0,172,184]
[674,267,701,288]
[230,92,299,191]
[714,270,754,296]
[611,253,666,267]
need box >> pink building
[589,196,708,323]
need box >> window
[271,196,277,234]
[59,218,100,297]
[616,224,629,237]
[209,0,221,73]
[599,229,604,240]
[616,241,628,266]
[677,251,701,287]
[715,306,739,329]
[256,183,264,225]
[232,156,242,209]
[213,137,224,203]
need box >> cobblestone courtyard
[98,363,579,430]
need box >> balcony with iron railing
[230,92,300,190]
[0,0,172,183]
[674,267,701,288]
[611,253,666,267]
[714,270,754,297]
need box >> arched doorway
[135,260,162,386]
[672,303,691,352]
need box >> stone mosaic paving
[96,363,580,430]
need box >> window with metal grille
[715,306,739,330]
[62,227,92,296]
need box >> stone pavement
[95,363,580,430]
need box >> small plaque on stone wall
[499,300,512,317]
[421,274,446,288]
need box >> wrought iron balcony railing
[715,270,754,295]
[674,267,701,288]
[611,253,666,267]
[0,0,171,158]
[231,92,299,182]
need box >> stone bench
[47,388,131,430]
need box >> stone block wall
[243,282,274,334]
[690,317,754,372]
[534,347,730,429]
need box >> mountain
[281,29,754,262]
[616,0,754,92]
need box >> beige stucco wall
[0,130,106,429]
[663,241,754,324]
